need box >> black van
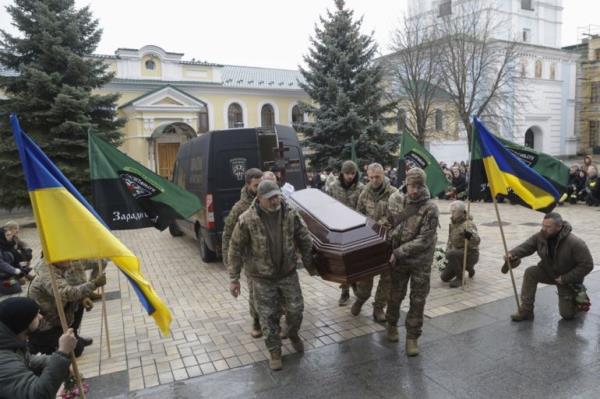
[169,124,307,262]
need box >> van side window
[173,161,186,188]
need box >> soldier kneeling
[440,201,480,288]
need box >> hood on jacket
[553,221,572,242]
[0,321,27,352]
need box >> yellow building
[577,36,600,155]
[94,45,309,177]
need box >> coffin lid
[289,188,366,232]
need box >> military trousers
[386,262,431,339]
[252,272,304,352]
[520,265,577,320]
[246,271,259,322]
[440,249,479,282]
[355,271,391,310]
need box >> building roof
[221,65,304,90]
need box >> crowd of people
[308,155,600,207]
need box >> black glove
[463,230,473,240]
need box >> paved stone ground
[120,272,600,399]
[2,199,599,397]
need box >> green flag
[89,133,202,230]
[400,132,449,196]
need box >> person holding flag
[27,260,106,356]
[503,212,593,322]
[9,113,172,335]
[472,116,593,321]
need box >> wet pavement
[105,271,600,399]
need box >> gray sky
[1,0,599,70]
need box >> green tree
[0,0,123,209]
[298,0,398,171]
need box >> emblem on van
[118,171,159,199]
[230,158,247,181]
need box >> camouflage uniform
[27,261,98,354]
[386,186,439,339]
[228,202,314,353]
[222,185,256,266]
[328,169,364,302]
[440,216,480,283]
[63,260,103,335]
[328,176,364,209]
[355,180,397,309]
[222,186,259,322]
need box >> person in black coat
[560,165,586,204]
[0,228,30,296]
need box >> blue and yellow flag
[473,117,559,210]
[10,114,172,335]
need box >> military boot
[386,324,399,342]
[350,299,366,316]
[373,307,386,323]
[289,334,304,353]
[250,319,262,338]
[269,350,283,371]
[338,287,350,306]
[449,278,462,288]
[405,338,419,357]
[511,307,534,322]
[467,266,475,278]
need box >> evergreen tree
[298,0,398,171]
[0,0,124,209]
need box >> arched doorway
[524,126,543,151]
[151,122,196,178]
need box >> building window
[590,121,599,148]
[227,103,244,128]
[535,60,543,79]
[595,49,600,61]
[397,109,407,131]
[549,64,556,80]
[521,0,533,10]
[435,109,443,131]
[291,105,304,125]
[261,104,275,128]
[522,29,530,43]
[592,83,600,104]
[520,63,527,78]
[439,0,451,17]
[145,59,156,70]
[198,108,209,133]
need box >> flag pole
[491,198,521,310]
[461,122,477,288]
[47,263,87,399]
[97,260,111,358]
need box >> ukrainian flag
[10,114,172,336]
[474,117,559,210]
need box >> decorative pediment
[119,85,207,112]
[153,96,183,106]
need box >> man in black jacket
[504,212,593,321]
[0,297,77,399]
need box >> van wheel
[168,223,183,237]
[199,237,216,263]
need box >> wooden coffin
[287,188,391,284]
